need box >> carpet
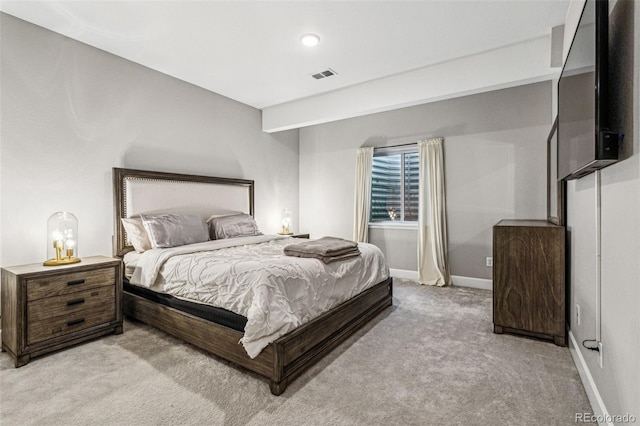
[0,279,592,425]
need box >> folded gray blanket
[284,236,361,263]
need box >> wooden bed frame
[113,167,393,395]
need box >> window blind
[370,148,419,222]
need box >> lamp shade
[279,208,293,235]
[44,211,81,266]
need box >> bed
[113,167,393,395]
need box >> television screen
[558,0,617,180]
[558,0,597,180]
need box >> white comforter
[129,235,389,358]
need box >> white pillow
[121,218,152,253]
[140,213,209,248]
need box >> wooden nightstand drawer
[2,256,123,367]
[27,267,115,301]
[27,305,116,345]
[27,285,116,323]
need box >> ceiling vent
[311,68,338,80]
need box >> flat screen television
[558,0,619,181]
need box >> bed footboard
[123,277,393,395]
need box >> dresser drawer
[27,304,116,345]
[26,267,115,301]
[2,256,123,367]
[27,285,116,323]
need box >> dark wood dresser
[493,220,566,346]
[1,256,123,367]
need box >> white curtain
[353,147,374,243]
[418,138,451,286]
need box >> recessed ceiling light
[300,33,320,47]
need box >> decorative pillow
[121,218,152,253]
[209,213,262,239]
[205,213,235,240]
[206,213,242,222]
[140,213,209,248]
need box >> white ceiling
[1,1,570,110]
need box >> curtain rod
[372,137,442,150]
[378,142,418,149]
[372,143,418,156]
[372,141,419,155]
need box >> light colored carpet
[0,279,591,425]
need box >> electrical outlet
[486,257,493,267]
[598,342,603,368]
[576,304,581,326]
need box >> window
[370,147,419,222]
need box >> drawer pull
[67,318,85,326]
[67,279,85,286]
[66,298,85,306]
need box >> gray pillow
[209,214,262,239]
[140,213,209,248]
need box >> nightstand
[291,233,310,239]
[1,256,123,367]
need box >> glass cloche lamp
[278,208,293,235]
[44,211,81,266]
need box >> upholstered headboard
[113,168,254,256]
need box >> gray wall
[0,13,299,268]
[369,228,418,271]
[299,82,552,279]
[566,0,639,419]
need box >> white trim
[389,270,492,291]
[568,330,611,426]
[368,222,418,230]
[389,268,419,280]
[451,275,492,291]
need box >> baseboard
[568,330,612,426]
[388,270,492,290]
[451,275,492,291]
[389,269,419,280]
